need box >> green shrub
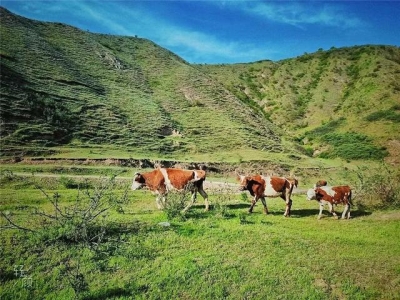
[365,107,400,122]
[318,133,388,160]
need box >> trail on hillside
[10,172,307,194]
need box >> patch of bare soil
[370,210,400,221]
[385,139,400,167]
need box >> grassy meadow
[1,8,399,300]
[1,166,399,300]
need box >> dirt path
[10,172,307,194]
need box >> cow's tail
[349,190,355,206]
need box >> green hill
[0,7,289,161]
[199,46,400,162]
[1,7,399,164]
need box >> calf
[131,168,209,212]
[307,185,352,219]
[237,174,297,217]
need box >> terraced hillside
[1,7,399,164]
[199,46,400,162]
[0,7,286,158]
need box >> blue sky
[2,1,400,64]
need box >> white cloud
[231,1,364,29]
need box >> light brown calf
[307,185,352,219]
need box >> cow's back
[332,185,352,203]
[317,185,351,204]
[161,168,195,190]
[262,176,290,196]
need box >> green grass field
[1,171,399,300]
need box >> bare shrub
[211,182,236,218]
[163,184,194,221]
[354,164,400,210]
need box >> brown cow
[237,174,297,217]
[307,185,352,219]
[131,168,209,212]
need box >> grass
[1,171,399,299]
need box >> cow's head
[315,180,328,188]
[131,172,146,190]
[306,188,317,200]
[237,175,250,191]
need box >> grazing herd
[131,167,353,220]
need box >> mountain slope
[0,7,287,158]
[199,46,400,162]
[1,7,399,164]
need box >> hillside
[0,7,287,160]
[198,46,400,163]
[1,7,399,164]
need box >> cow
[237,174,297,217]
[307,185,352,219]
[131,168,209,212]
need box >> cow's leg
[248,196,259,213]
[284,199,292,217]
[182,191,197,213]
[155,194,164,209]
[328,203,338,219]
[198,186,209,211]
[341,203,350,219]
[283,190,292,217]
[260,197,268,214]
[347,203,351,219]
[318,202,324,219]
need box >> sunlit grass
[1,171,399,299]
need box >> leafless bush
[163,183,194,221]
[211,182,236,218]
[354,164,400,210]
[1,174,130,244]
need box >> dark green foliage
[306,118,346,138]
[365,105,400,122]
[319,133,388,160]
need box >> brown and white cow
[131,168,209,212]
[237,174,297,217]
[307,185,352,219]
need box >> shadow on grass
[226,203,250,210]
[293,208,372,219]
[83,285,146,300]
